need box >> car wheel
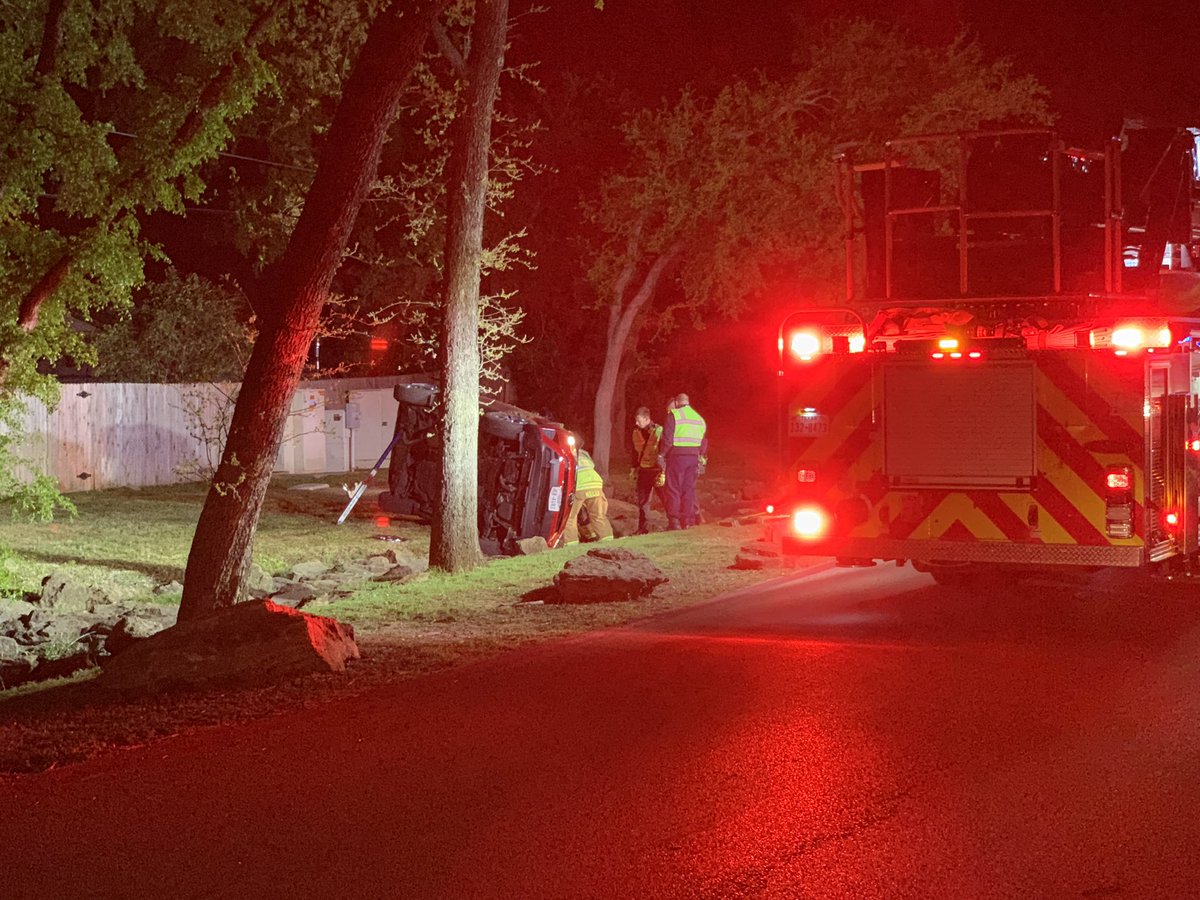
[482,411,526,441]
[395,382,438,407]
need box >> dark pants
[665,454,699,528]
[635,467,665,533]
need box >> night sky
[517,0,1200,143]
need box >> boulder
[513,536,549,555]
[0,634,23,662]
[37,572,108,610]
[270,582,317,608]
[245,565,275,595]
[100,600,359,693]
[0,597,35,626]
[29,648,95,684]
[288,560,329,581]
[104,609,175,657]
[373,565,416,584]
[552,547,668,604]
[0,654,34,690]
[365,552,398,573]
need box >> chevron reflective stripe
[785,350,1146,550]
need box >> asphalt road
[5,563,1200,899]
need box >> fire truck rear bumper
[781,536,1144,568]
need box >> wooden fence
[10,377,416,492]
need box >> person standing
[630,406,666,534]
[658,393,708,530]
[563,444,614,545]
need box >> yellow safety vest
[575,449,604,492]
[670,405,706,448]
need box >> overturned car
[377,382,577,553]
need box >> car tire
[482,411,526,441]
[395,382,438,407]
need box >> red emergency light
[1104,466,1132,492]
[791,504,830,540]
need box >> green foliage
[0,1,282,517]
[91,269,255,382]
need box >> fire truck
[776,126,1200,584]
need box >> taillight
[791,505,830,540]
[796,468,816,483]
[1105,468,1131,492]
[1104,465,1133,539]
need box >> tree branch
[431,20,466,75]
[35,0,70,77]
[18,252,71,332]
[172,2,284,153]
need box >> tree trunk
[590,247,679,474]
[179,0,450,622]
[429,0,508,572]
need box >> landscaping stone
[271,582,317,608]
[99,600,359,692]
[37,572,109,610]
[105,610,174,657]
[288,560,329,580]
[30,648,96,683]
[15,608,51,644]
[514,536,549,555]
[373,565,416,584]
[246,565,274,594]
[552,547,668,604]
[0,654,34,689]
[365,554,395,574]
[0,634,23,661]
[0,597,35,624]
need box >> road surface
[4,564,1200,898]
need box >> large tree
[179,0,452,621]
[582,21,1052,472]
[429,0,510,571]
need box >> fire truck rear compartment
[884,358,1035,490]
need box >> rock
[104,610,174,657]
[245,565,274,595]
[288,560,329,581]
[270,582,317,608]
[99,600,359,692]
[15,608,51,645]
[37,572,108,610]
[29,648,95,683]
[151,581,185,598]
[365,554,396,574]
[513,536,549,555]
[309,579,344,596]
[373,565,416,584]
[0,597,35,625]
[41,612,107,644]
[0,654,34,690]
[552,547,668,604]
[0,634,23,661]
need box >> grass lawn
[0,461,805,773]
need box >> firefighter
[630,406,667,534]
[563,443,614,545]
[658,393,708,530]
